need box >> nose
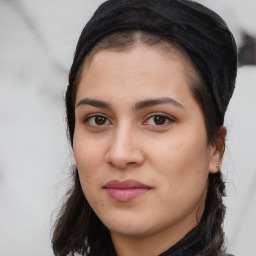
[105,125,145,169]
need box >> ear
[209,126,227,174]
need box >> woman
[52,0,237,255]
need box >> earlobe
[209,126,227,174]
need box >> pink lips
[103,180,151,202]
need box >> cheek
[152,138,209,215]
[148,131,210,187]
[73,132,105,183]
[73,135,107,209]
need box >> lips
[103,179,151,201]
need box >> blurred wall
[0,0,255,255]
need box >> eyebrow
[76,98,111,109]
[76,97,184,110]
[134,97,184,111]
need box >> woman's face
[73,45,220,243]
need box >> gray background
[0,0,255,255]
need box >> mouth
[103,179,152,202]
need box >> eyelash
[83,112,175,128]
[143,113,175,126]
[83,114,111,127]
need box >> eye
[84,115,111,127]
[144,113,174,126]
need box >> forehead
[76,45,196,108]
[81,43,197,87]
[81,45,184,83]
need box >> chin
[109,224,154,238]
[102,212,153,237]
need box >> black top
[89,225,234,256]
[159,226,205,256]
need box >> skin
[73,45,224,256]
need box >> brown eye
[95,116,107,125]
[145,114,174,126]
[85,115,111,126]
[154,116,167,125]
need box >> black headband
[68,0,237,131]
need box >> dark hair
[52,30,227,256]
[52,1,237,256]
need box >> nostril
[105,151,111,163]
[127,162,137,165]
[107,161,115,168]
[105,145,145,168]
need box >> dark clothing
[89,225,234,256]
[159,226,205,256]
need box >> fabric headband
[68,0,237,127]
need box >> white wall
[0,0,255,255]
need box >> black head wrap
[67,0,237,142]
